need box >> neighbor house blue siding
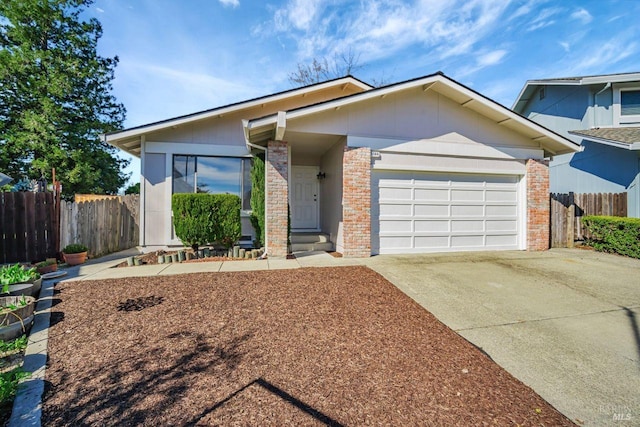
[519,83,640,217]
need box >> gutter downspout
[243,120,268,258]
[592,82,611,128]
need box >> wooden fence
[550,192,627,248]
[60,195,139,258]
[0,192,59,264]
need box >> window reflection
[172,155,252,210]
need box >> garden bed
[42,267,574,425]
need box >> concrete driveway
[365,249,640,426]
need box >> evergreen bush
[172,193,241,251]
[250,154,265,247]
[582,215,640,259]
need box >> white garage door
[372,171,523,254]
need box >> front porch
[262,137,372,258]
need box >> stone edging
[8,278,56,427]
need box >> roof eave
[568,131,640,150]
[105,75,373,146]
[248,73,579,156]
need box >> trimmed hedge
[172,193,241,250]
[582,215,640,259]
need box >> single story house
[105,72,579,257]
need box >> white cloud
[477,49,507,67]
[219,0,239,8]
[274,0,322,31]
[526,7,561,32]
[114,61,261,126]
[268,0,513,67]
[559,41,570,52]
[570,7,592,24]
[96,7,105,13]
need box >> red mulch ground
[42,266,574,426]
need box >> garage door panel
[380,203,412,216]
[379,220,413,233]
[486,205,517,216]
[451,205,484,216]
[486,190,517,202]
[451,235,485,247]
[375,171,522,254]
[486,220,517,232]
[486,234,518,246]
[379,236,413,249]
[414,236,450,249]
[414,188,449,200]
[415,220,449,232]
[414,204,449,216]
[380,187,412,200]
[451,189,484,201]
[451,220,484,232]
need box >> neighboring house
[512,72,640,217]
[106,72,578,257]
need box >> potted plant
[0,264,41,297]
[0,295,36,341]
[35,259,57,274]
[62,243,88,266]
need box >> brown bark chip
[42,266,574,426]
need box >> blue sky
[85,0,640,188]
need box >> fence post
[566,192,575,248]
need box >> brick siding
[266,141,289,258]
[526,159,550,251]
[342,147,371,257]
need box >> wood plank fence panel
[59,195,139,258]
[0,192,58,264]
[550,192,627,248]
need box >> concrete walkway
[60,249,366,281]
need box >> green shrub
[583,215,640,259]
[172,193,241,250]
[63,243,88,254]
[250,154,265,247]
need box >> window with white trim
[621,90,640,116]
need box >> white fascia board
[572,134,640,150]
[106,76,371,144]
[248,75,445,129]
[249,74,578,154]
[436,78,579,153]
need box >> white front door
[291,166,319,230]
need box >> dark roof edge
[106,74,373,136]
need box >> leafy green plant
[0,265,39,293]
[63,243,88,254]
[172,193,241,251]
[35,260,56,268]
[583,215,640,259]
[250,154,265,247]
[0,367,30,415]
[0,336,28,354]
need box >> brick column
[266,141,289,258]
[526,158,550,251]
[342,147,371,257]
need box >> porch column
[266,140,289,258]
[342,146,371,257]
[526,158,550,251]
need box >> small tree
[250,154,265,247]
[124,182,139,194]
